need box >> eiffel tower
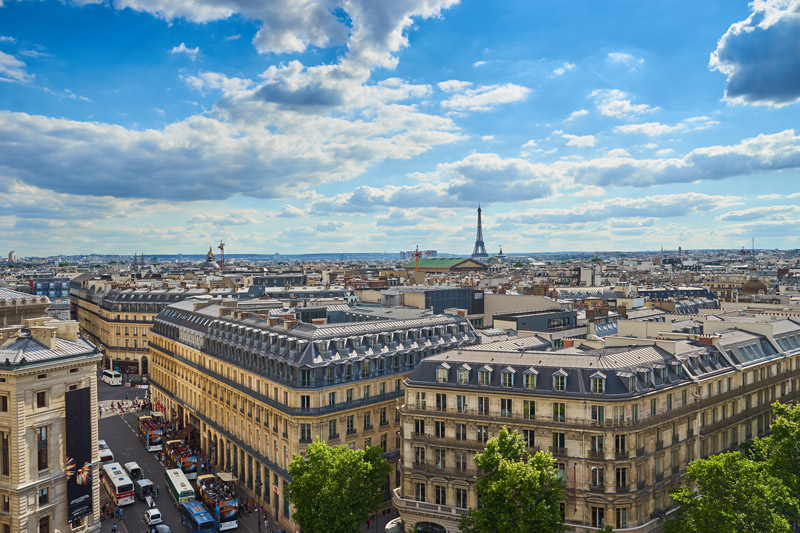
[471,204,489,258]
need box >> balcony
[655,440,664,450]
[392,488,469,521]
[616,484,629,493]
[588,449,604,460]
[637,480,646,490]
[615,450,628,460]
[589,484,605,493]
[655,472,664,482]
[672,465,679,475]
[550,446,567,456]
[637,447,645,456]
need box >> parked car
[152,524,172,533]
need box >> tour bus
[138,415,164,452]
[196,472,239,530]
[165,439,198,480]
[180,501,216,533]
[101,462,135,506]
[164,468,195,507]
[101,369,123,385]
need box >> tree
[748,401,800,523]
[459,427,565,533]
[287,439,391,533]
[666,452,795,533]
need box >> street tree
[459,427,565,533]
[748,401,800,522]
[287,439,391,533]
[666,451,795,533]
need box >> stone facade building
[0,315,102,533]
[148,299,478,532]
[394,318,800,532]
[70,276,233,376]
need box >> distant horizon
[4,248,788,262]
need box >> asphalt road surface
[97,381,269,533]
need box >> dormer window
[457,368,469,384]
[436,365,449,383]
[553,370,567,391]
[590,372,606,394]
[523,368,538,390]
[628,376,636,391]
[661,368,667,382]
[501,368,515,387]
[479,368,491,386]
[644,370,652,387]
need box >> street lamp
[255,482,263,532]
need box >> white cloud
[562,129,800,187]
[710,0,800,107]
[757,192,800,200]
[0,36,16,43]
[591,89,658,118]
[564,109,589,122]
[717,205,800,222]
[656,148,674,156]
[0,102,463,202]
[473,60,487,67]
[551,62,576,76]
[0,51,32,84]
[607,148,630,157]
[607,52,644,69]
[224,34,241,41]
[481,135,494,141]
[560,132,596,147]
[183,71,253,94]
[498,193,740,225]
[614,116,719,137]
[441,83,530,112]
[438,79,472,92]
[170,42,200,60]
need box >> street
[97,381,268,533]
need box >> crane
[218,241,226,270]
[412,245,432,272]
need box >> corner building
[0,316,102,533]
[70,277,234,376]
[394,319,800,532]
[148,299,477,532]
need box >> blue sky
[1,0,799,256]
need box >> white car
[145,508,162,526]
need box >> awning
[176,423,197,440]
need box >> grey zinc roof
[0,288,39,301]
[408,339,728,398]
[0,334,98,366]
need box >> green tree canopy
[287,439,391,533]
[746,401,800,522]
[666,451,795,533]
[460,427,565,533]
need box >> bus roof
[183,500,214,520]
[217,472,236,483]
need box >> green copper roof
[403,258,478,268]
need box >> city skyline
[1,0,799,256]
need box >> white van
[101,369,122,386]
[124,461,142,480]
[98,440,114,463]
